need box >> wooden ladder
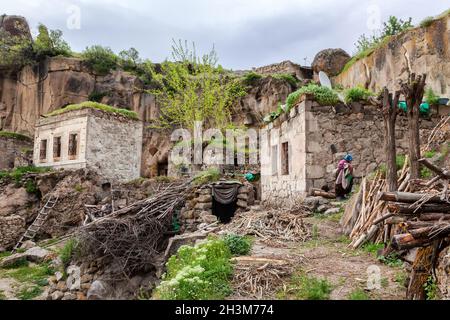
[13,194,59,252]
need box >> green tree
[0,27,33,69]
[148,39,246,130]
[354,16,412,54]
[119,47,141,71]
[33,24,71,58]
[82,45,118,75]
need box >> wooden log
[391,233,431,250]
[310,188,336,199]
[385,216,407,224]
[419,213,450,221]
[418,158,450,179]
[378,191,447,204]
[388,202,450,214]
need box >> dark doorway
[157,160,168,176]
[212,199,237,223]
[211,182,240,223]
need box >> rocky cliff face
[335,14,450,96]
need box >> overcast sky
[1,0,448,69]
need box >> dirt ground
[230,213,408,300]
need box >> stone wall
[85,109,143,182]
[180,182,255,231]
[0,135,33,170]
[261,97,442,204]
[34,108,143,183]
[253,60,313,80]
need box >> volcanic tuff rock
[335,13,450,96]
[312,48,351,77]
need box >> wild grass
[348,288,370,300]
[287,273,333,300]
[0,131,32,141]
[45,101,139,120]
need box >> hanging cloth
[212,184,240,205]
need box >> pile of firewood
[77,180,192,278]
[224,209,311,245]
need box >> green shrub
[294,84,339,106]
[60,239,79,267]
[424,150,436,159]
[420,167,433,178]
[420,17,434,28]
[424,276,438,300]
[377,252,403,267]
[396,154,406,170]
[285,90,303,111]
[0,131,32,141]
[24,180,39,195]
[118,47,141,72]
[223,234,252,256]
[82,45,118,75]
[0,166,50,183]
[348,289,370,300]
[46,101,138,120]
[154,238,233,300]
[193,168,220,185]
[242,72,262,86]
[291,273,333,300]
[273,73,298,88]
[344,86,375,104]
[425,88,440,105]
[362,242,384,256]
[16,285,43,300]
[33,24,71,58]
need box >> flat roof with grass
[45,101,139,120]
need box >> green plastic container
[398,101,430,114]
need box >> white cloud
[0,0,447,69]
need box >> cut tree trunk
[387,202,450,214]
[378,191,447,204]
[382,88,400,191]
[401,73,427,180]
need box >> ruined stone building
[33,108,143,182]
[260,96,442,204]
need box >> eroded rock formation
[312,48,351,78]
[335,14,450,96]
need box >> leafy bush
[420,17,434,28]
[223,234,252,256]
[0,166,50,183]
[362,242,384,256]
[424,276,438,300]
[291,273,333,300]
[295,84,339,106]
[344,86,375,103]
[424,150,436,159]
[60,239,79,267]
[154,238,233,300]
[425,88,440,105]
[82,45,118,75]
[285,90,303,111]
[24,180,39,195]
[377,252,403,267]
[420,167,433,178]
[118,47,141,71]
[273,73,298,88]
[396,154,407,170]
[242,72,262,86]
[0,131,32,141]
[348,289,370,300]
[46,101,138,120]
[193,168,220,185]
[33,24,71,58]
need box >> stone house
[260,96,441,205]
[33,108,143,182]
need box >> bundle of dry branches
[77,181,191,278]
[224,209,311,245]
[231,261,294,299]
